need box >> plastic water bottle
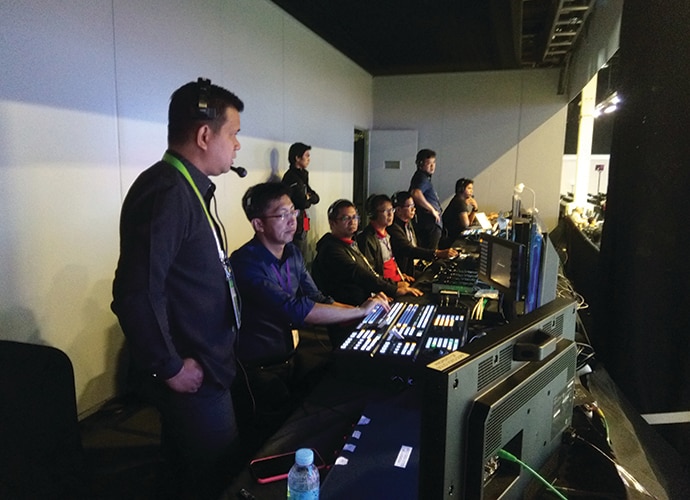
[287,448,320,499]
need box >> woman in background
[440,178,478,249]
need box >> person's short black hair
[327,199,356,221]
[288,142,312,167]
[365,194,392,218]
[241,182,291,220]
[392,191,412,208]
[415,148,436,168]
[168,78,244,146]
[455,177,474,194]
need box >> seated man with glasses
[312,198,423,309]
[230,183,389,437]
[389,191,458,277]
[357,194,412,282]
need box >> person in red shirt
[357,194,411,282]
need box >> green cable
[497,449,568,500]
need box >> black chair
[0,340,89,498]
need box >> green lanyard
[162,152,242,329]
[163,152,219,251]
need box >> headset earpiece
[196,77,216,119]
[365,195,377,219]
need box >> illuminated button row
[340,329,382,352]
[432,314,464,329]
[424,336,460,351]
[378,340,417,357]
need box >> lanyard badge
[164,152,242,330]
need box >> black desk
[222,357,686,499]
[221,357,418,499]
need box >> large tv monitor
[419,297,578,499]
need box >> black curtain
[595,0,690,455]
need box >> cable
[496,449,568,500]
[571,435,659,499]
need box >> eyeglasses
[402,204,415,209]
[338,214,360,222]
[263,209,300,221]
[377,208,395,215]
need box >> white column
[574,74,597,209]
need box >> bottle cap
[295,448,314,466]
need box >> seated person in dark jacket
[440,177,479,249]
[388,191,458,277]
[230,183,389,430]
[312,199,423,308]
[356,194,411,283]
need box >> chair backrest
[0,340,88,497]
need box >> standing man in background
[111,78,244,499]
[282,142,320,262]
[409,148,443,250]
[389,191,458,277]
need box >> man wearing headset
[389,191,458,277]
[409,148,444,249]
[230,183,389,437]
[357,193,413,282]
[312,199,423,307]
[112,79,244,498]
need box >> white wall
[0,0,611,417]
[372,70,569,229]
[0,0,372,415]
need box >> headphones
[456,178,473,194]
[365,194,393,219]
[327,199,352,220]
[196,77,216,119]
[391,191,410,208]
[365,195,377,219]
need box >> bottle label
[287,490,319,500]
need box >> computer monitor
[478,234,525,319]
[419,297,577,499]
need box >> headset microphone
[230,166,247,178]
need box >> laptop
[474,211,493,230]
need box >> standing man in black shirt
[282,142,320,262]
[111,78,244,499]
[409,148,443,250]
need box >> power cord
[497,449,568,500]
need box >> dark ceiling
[269,0,596,76]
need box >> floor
[79,395,162,499]
[78,326,334,499]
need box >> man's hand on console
[165,358,204,394]
[359,292,392,315]
[396,281,424,297]
[435,248,458,260]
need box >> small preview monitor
[478,233,525,295]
